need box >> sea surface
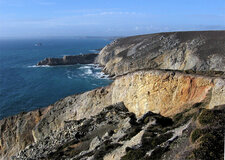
[0,37,112,120]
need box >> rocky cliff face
[111,70,225,117]
[11,103,225,160]
[0,107,52,159]
[37,53,98,66]
[96,31,225,76]
[1,70,224,159]
[0,31,224,160]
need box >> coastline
[1,31,224,160]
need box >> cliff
[0,31,225,160]
[37,53,98,66]
[12,103,225,160]
[96,31,225,76]
[1,70,224,159]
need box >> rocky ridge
[12,103,225,160]
[37,53,98,66]
[0,31,225,160]
[96,31,225,76]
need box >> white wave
[92,64,103,70]
[68,76,72,79]
[94,66,103,70]
[84,68,93,75]
[78,65,91,69]
[67,63,110,80]
[86,64,96,66]
[89,49,98,53]
[27,65,50,68]
[93,71,109,79]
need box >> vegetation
[198,109,217,125]
[193,131,224,160]
[121,149,146,160]
[191,129,202,143]
[191,107,225,160]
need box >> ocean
[0,37,112,120]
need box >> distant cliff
[96,31,225,76]
[37,53,98,66]
[0,31,225,160]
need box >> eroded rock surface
[12,103,225,160]
[1,70,224,159]
[96,31,225,76]
[0,107,52,160]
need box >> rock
[37,53,98,66]
[96,31,225,77]
[104,130,145,160]
[89,136,101,151]
[4,101,225,160]
[12,102,136,159]
[111,70,225,117]
[1,70,224,159]
[0,107,51,159]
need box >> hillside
[96,31,225,76]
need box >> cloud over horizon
[0,0,224,38]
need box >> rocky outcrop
[12,103,225,160]
[96,31,225,76]
[0,106,52,160]
[37,53,98,66]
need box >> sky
[0,0,225,38]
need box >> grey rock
[89,136,101,151]
[96,31,225,77]
[37,53,98,66]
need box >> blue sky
[0,0,224,38]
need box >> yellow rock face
[109,70,223,117]
[65,70,224,119]
[32,70,225,144]
[1,70,224,159]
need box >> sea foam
[27,65,51,68]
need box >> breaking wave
[27,65,51,68]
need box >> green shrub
[198,110,215,125]
[121,149,145,160]
[191,129,202,143]
[193,130,224,160]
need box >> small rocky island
[37,53,98,66]
[0,31,225,160]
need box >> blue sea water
[0,37,112,120]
